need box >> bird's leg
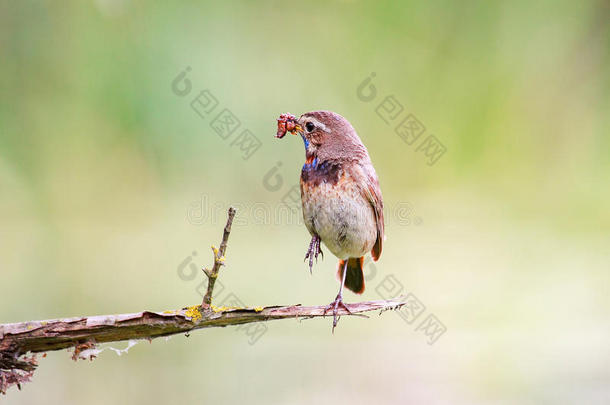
[314,236,324,261]
[304,234,323,274]
[323,260,352,333]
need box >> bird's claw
[323,294,352,333]
[304,235,323,274]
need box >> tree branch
[0,297,407,355]
[0,207,408,395]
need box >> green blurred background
[1,0,609,403]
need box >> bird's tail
[337,257,365,294]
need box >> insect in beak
[276,113,302,139]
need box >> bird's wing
[359,164,384,261]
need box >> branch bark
[0,297,407,355]
[0,207,407,395]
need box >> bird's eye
[305,122,315,132]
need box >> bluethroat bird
[276,111,384,331]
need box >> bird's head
[276,110,366,162]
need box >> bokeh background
[1,1,609,403]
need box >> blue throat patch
[301,134,317,170]
[300,134,310,150]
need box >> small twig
[201,207,236,309]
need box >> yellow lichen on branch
[184,306,203,321]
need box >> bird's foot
[304,235,323,274]
[323,293,352,333]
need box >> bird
[276,110,384,331]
